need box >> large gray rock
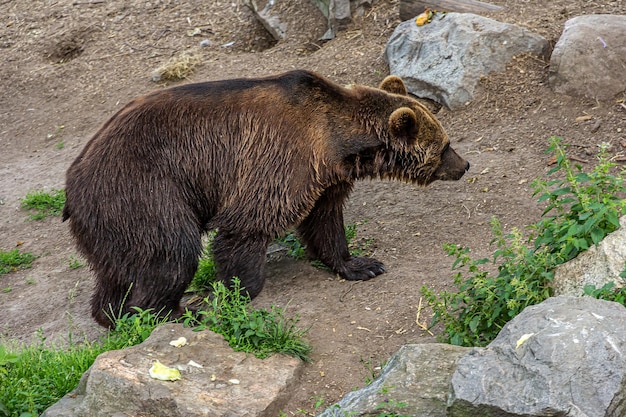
[449,296,626,417]
[42,323,303,417]
[553,216,626,296]
[317,343,470,417]
[549,15,626,100]
[385,13,549,109]
[244,0,289,40]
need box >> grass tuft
[0,249,36,276]
[20,189,66,220]
[183,278,312,361]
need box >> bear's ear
[389,107,418,146]
[379,75,407,96]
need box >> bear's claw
[340,256,386,281]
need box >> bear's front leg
[298,182,386,281]
[212,231,271,299]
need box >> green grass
[68,255,85,270]
[0,249,36,276]
[20,189,66,220]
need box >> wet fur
[62,70,469,326]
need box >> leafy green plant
[0,248,36,276]
[20,189,66,220]
[584,280,626,306]
[374,398,409,417]
[183,278,311,361]
[311,394,327,410]
[276,231,307,260]
[106,307,171,349]
[531,139,626,264]
[422,220,554,346]
[422,137,626,347]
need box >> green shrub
[422,137,626,347]
[532,139,625,263]
[20,189,66,220]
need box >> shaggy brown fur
[62,70,469,327]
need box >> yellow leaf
[169,337,188,348]
[149,360,181,381]
[415,9,433,26]
[515,333,534,349]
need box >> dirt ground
[1,0,625,415]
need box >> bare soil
[1,0,625,415]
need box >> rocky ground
[0,0,624,415]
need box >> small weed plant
[20,189,66,220]
[0,249,36,276]
[277,231,307,260]
[584,275,626,305]
[183,278,311,361]
[68,255,85,270]
[422,137,626,347]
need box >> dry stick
[339,281,358,302]
[73,0,105,5]
[570,156,588,164]
[415,297,434,336]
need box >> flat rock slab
[549,14,626,100]
[42,323,303,417]
[385,12,549,109]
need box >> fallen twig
[73,0,105,5]
[415,297,434,336]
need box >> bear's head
[377,75,470,186]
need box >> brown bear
[62,70,469,327]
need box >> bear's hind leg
[89,221,202,327]
[297,182,386,281]
[212,231,271,299]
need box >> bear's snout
[434,146,469,181]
